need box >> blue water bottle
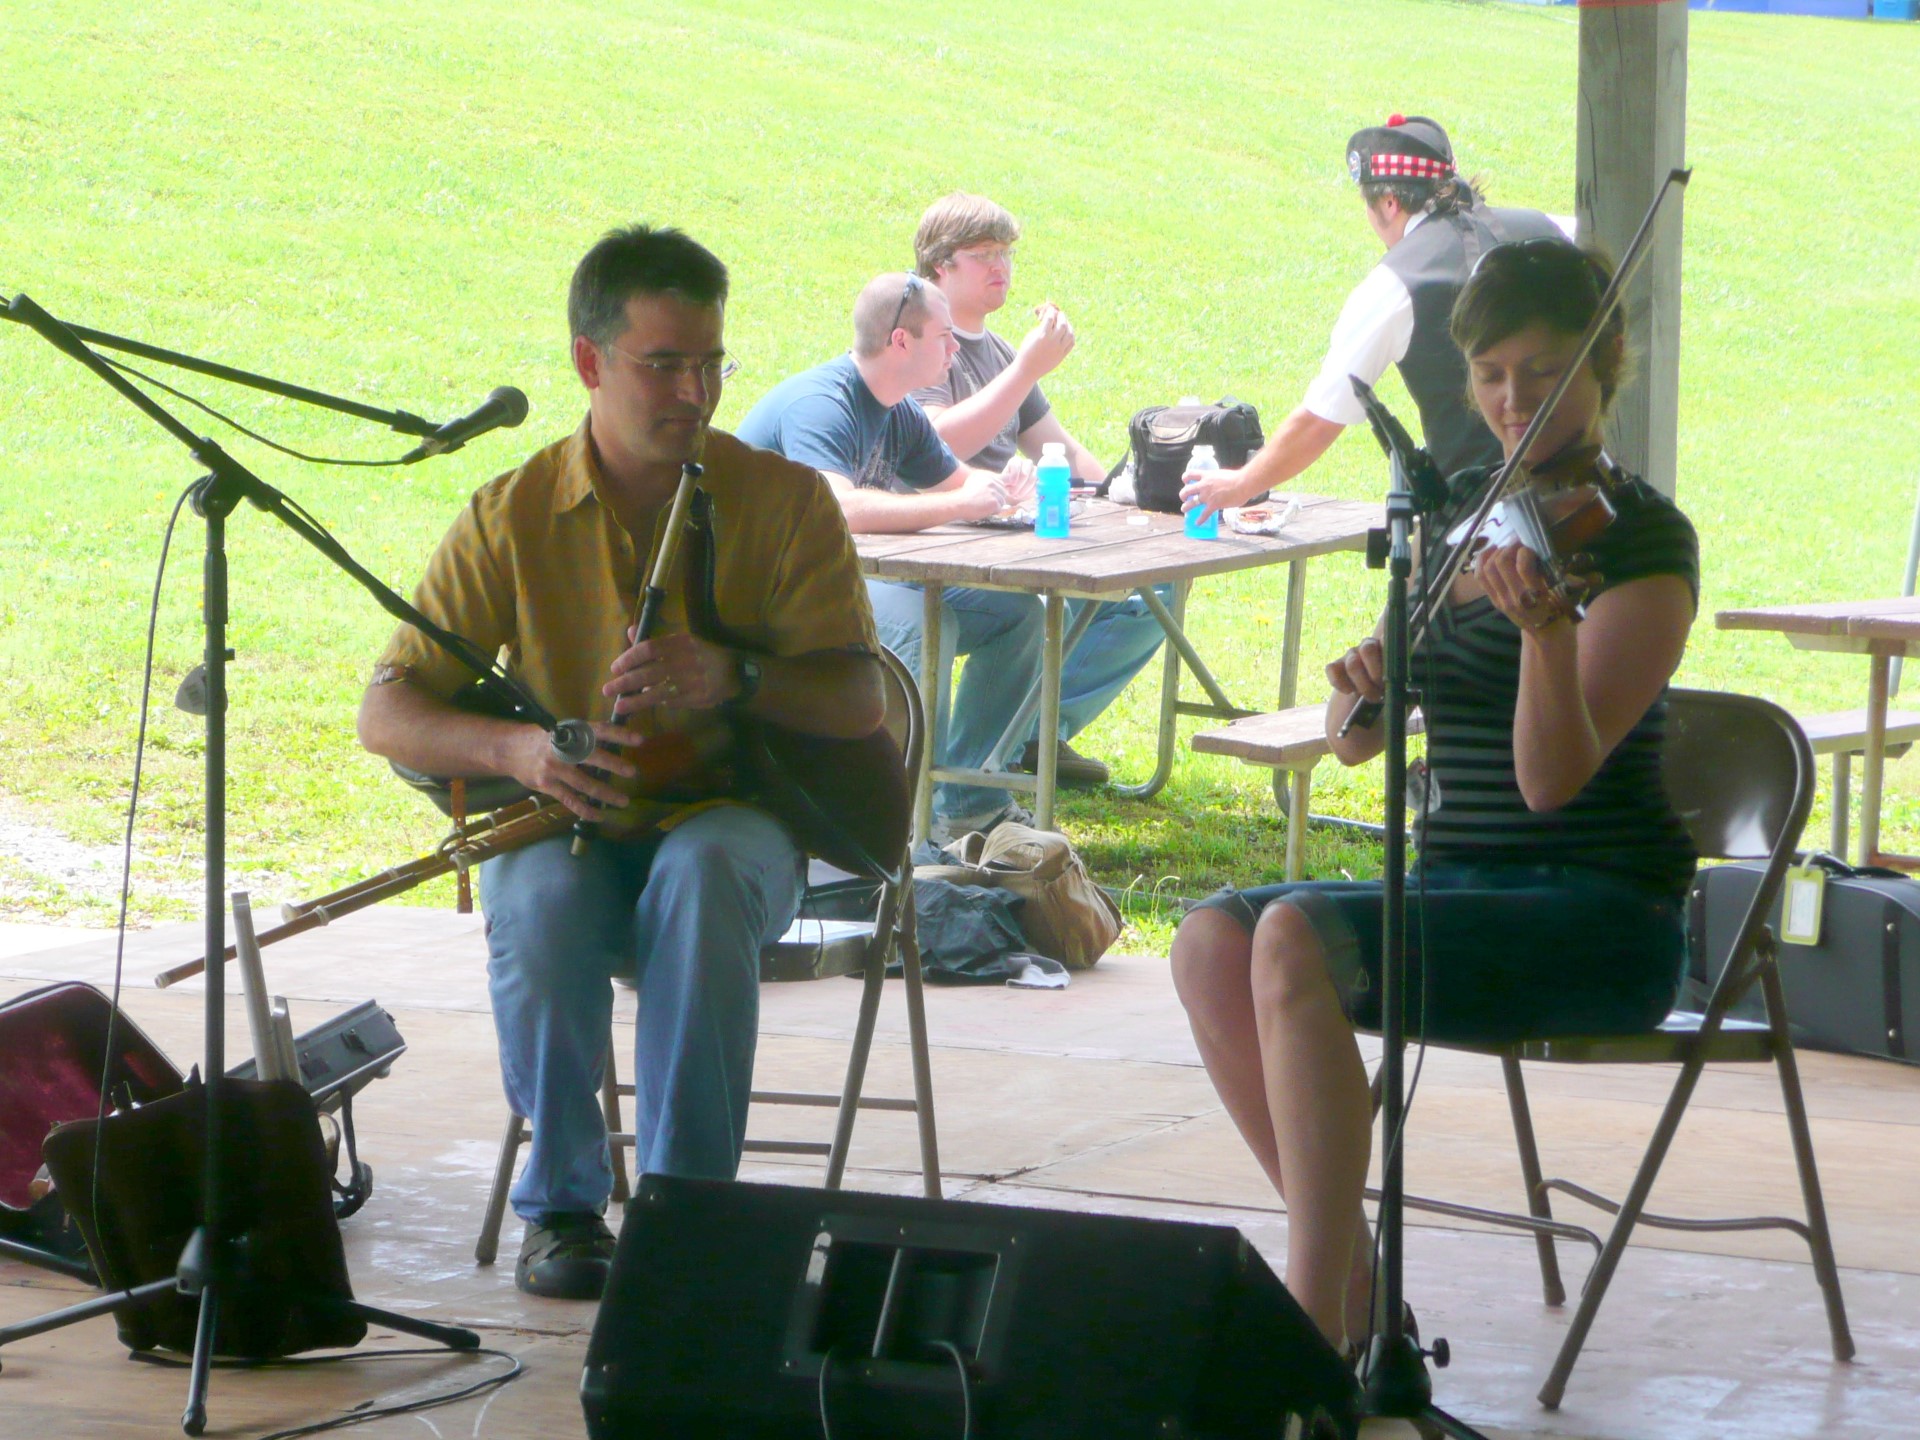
[1034,441,1072,539]
[1184,444,1220,539]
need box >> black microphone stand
[0,294,586,1434]
[1346,385,1488,1440]
[13,312,446,439]
[1343,169,1690,1440]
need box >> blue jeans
[866,580,1167,818]
[479,805,805,1220]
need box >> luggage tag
[1780,863,1826,947]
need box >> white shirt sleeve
[1299,264,1415,427]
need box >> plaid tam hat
[1346,114,1455,184]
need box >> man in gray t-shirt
[910,192,1167,788]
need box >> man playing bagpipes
[357,226,884,1300]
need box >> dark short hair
[1450,238,1627,406]
[567,225,729,346]
[1360,174,1480,220]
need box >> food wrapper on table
[1225,498,1302,537]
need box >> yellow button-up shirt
[377,417,876,833]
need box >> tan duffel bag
[917,823,1122,970]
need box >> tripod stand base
[0,1273,481,1432]
[1360,1334,1491,1440]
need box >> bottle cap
[1192,445,1216,459]
[1041,441,1066,457]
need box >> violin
[1444,443,1625,625]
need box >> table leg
[1110,581,1188,801]
[1277,557,1308,710]
[1137,580,1237,713]
[1861,651,1891,867]
[1037,595,1063,830]
[1272,558,1308,809]
[914,584,942,848]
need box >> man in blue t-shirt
[736,273,1041,841]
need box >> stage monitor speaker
[582,1176,1357,1440]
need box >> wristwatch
[730,652,763,708]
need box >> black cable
[89,481,197,1253]
[817,1343,850,1440]
[128,1344,524,1438]
[930,1340,976,1440]
[100,355,410,468]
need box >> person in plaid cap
[1181,114,1567,525]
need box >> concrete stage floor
[1,910,1915,1439]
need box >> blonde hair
[913,193,1021,278]
[852,273,934,357]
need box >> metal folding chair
[1376,689,1854,1407]
[474,646,940,1265]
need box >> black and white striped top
[1413,467,1700,899]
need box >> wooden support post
[1577,0,1688,498]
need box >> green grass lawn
[3,0,1917,941]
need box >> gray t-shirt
[910,328,1051,471]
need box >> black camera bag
[1125,398,1266,513]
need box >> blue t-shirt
[735,354,957,493]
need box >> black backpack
[1121,397,1266,513]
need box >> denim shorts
[1188,863,1687,1045]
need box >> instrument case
[1687,854,1920,1063]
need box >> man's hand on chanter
[500,720,644,821]
[608,630,743,715]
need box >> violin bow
[570,459,704,856]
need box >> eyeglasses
[888,274,925,337]
[607,343,740,384]
[954,245,1015,269]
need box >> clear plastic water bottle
[1184,444,1220,539]
[1034,441,1072,539]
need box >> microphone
[401,386,529,463]
[1347,376,1447,513]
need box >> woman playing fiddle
[1170,237,1699,1355]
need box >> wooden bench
[1197,702,1920,872]
[1794,707,1920,857]
[1191,703,1422,881]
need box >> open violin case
[0,981,185,1275]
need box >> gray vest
[1379,202,1563,476]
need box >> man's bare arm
[822,465,1010,534]
[1017,411,1106,483]
[1179,406,1346,518]
[358,679,649,821]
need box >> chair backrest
[1663,688,1815,1016]
[1663,688,1814,865]
[876,644,926,814]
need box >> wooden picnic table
[854,495,1382,838]
[1717,597,1920,870]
